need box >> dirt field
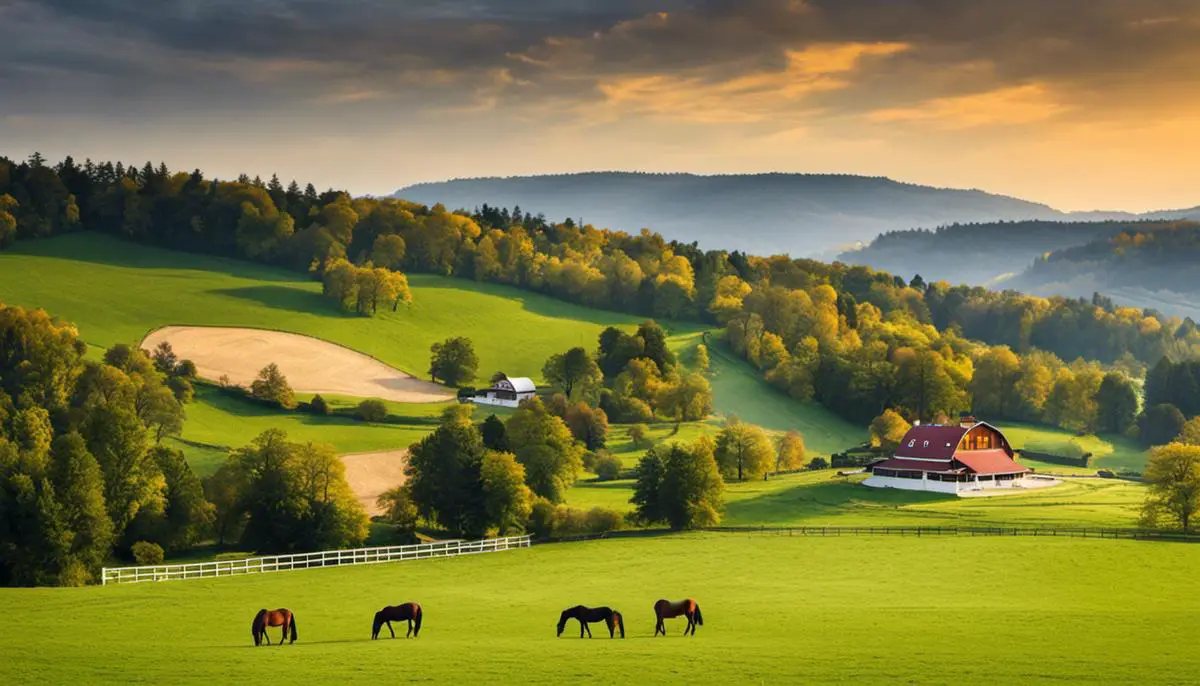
[141,326,452,403]
[341,449,408,516]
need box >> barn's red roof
[894,425,971,459]
[872,458,962,474]
[954,449,1029,476]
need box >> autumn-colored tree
[1141,443,1200,531]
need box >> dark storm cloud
[2,0,1199,121]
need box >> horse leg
[585,622,593,639]
[388,621,395,639]
[682,616,691,636]
[406,619,413,638]
[264,630,272,645]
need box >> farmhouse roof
[504,377,536,393]
[872,458,963,474]
[894,425,972,459]
[953,449,1030,476]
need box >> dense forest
[840,219,1198,287]
[1011,224,1200,297]
[3,153,1200,434]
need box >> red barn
[864,419,1030,495]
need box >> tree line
[3,153,1198,431]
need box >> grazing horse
[556,605,625,639]
[252,608,298,646]
[372,603,424,639]
[653,599,703,636]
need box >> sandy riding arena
[342,449,408,516]
[141,326,452,403]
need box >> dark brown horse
[556,605,624,638]
[654,598,703,636]
[252,608,298,646]
[372,603,423,639]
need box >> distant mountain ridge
[394,172,1198,258]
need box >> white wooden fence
[101,535,532,585]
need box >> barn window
[923,441,929,448]
[908,440,915,448]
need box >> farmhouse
[471,374,536,408]
[863,418,1030,495]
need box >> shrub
[456,386,476,403]
[584,507,624,533]
[527,498,557,539]
[594,453,624,481]
[356,399,388,422]
[131,541,164,566]
[628,423,651,448]
[807,456,829,470]
[309,394,330,416]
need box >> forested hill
[395,172,1069,258]
[839,219,1196,287]
[1005,223,1200,317]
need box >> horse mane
[253,609,268,627]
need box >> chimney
[959,412,976,428]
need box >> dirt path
[342,449,408,517]
[141,326,452,403]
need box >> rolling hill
[395,172,1200,258]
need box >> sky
[2,0,1199,211]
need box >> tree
[129,446,213,551]
[429,337,478,387]
[291,441,369,550]
[656,372,713,426]
[543,347,602,401]
[377,485,418,539]
[404,416,489,537]
[229,429,304,552]
[309,394,330,416]
[693,344,710,372]
[628,424,651,449]
[869,410,911,452]
[1096,372,1139,434]
[714,419,775,481]
[505,397,583,503]
[481,450,533,535]
[371,233,407,269]
[633,438,724,529]
[1141,443,1200,531]
[356,399,388,422]
[1139,404,1186,447]
[203,463,245,546]
[593,453,624,481]
[970,347,1021,419]
[776,431,807,472]
[564,402,609,451]
[50,432,113,581]
[151,341,178,375]
[250,363,295,408]
[1178,417,1200,446]
[481,414,508,451]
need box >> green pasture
[2,534,1197,684]
[0,233,700,383]
[1001,423,1148,473]
[567,469,1143,529]
[168,386,447,476]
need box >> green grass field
[1001,423,1148,473]
[2,534,1196,684]
[168,386,449,475]
[0,233,699,383]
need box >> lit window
[923,441,929,447]
[908,440,915,448]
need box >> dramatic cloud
[2,0,1199,210]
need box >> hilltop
[395,172,1200,258]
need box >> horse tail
[290,613,298,642]
[694,603,703,626]
[614,611,625,638]
[413,605,423,638]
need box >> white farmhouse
[470,374,536,408]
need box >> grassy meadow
[1,533,1197,684]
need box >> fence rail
[102,535,531,585]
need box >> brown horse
[654,599,703,636]
[252,608,298,646]
[556,605,624,638]
[372,603,423,639]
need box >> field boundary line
[539,526,1200,544]
[102,535,531,585]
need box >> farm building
[863,418,1030,495]
[471,374,536,408]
